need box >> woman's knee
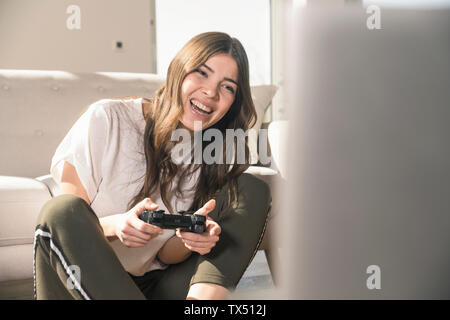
[237,173,272,208]
[191,174,272,289]
[213,173,271,222]
[37,194,92,230]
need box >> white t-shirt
[51,97,200,276]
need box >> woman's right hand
[114,198,164,248]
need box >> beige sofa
[0,69,287,299]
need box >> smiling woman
[181,53,238,130]
[181,54,238,128]
[136,32,257,215]
[33,32,272,300]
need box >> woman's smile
[190,98,213,116]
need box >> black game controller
[138,210,206,234]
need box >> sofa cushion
[0,176,51,247]
[0,70,165,178]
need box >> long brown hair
[129,32,256,213]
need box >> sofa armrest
[244,166,278,182]
[36,174,60,197]
[0,176,52,247]
[268,120,289,179]
[0,176,52,282]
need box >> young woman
[34,32,271,300]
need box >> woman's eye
[196,69,207,77]
[223,85,235,94]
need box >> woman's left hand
[176,199,221,255]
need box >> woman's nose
[202,82,219,99]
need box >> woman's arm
[60,161,90,205]
[60,161,118,240]
[59,161,163,244]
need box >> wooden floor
[0,251,275,300]
[231,251,276,299]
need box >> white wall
[155,0,271,86]
[0,0,156,73]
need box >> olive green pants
[34,173,271,300]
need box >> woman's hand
[175,199,221,255]
[114,198,164,248]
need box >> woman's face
[180,53,238,131]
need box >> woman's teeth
[190,99,212,114]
